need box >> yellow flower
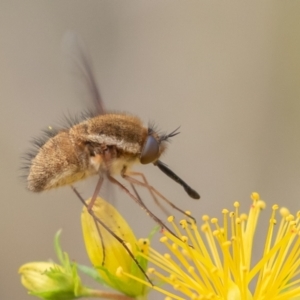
[120,192,300,299]
[81,197,149,298]
[19,262,88,300]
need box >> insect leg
[107,175,176,236]
[87,175,104,211]
[128,172,170,216]
[123,172,195,223]
[70,185,153,285]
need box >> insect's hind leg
[70,185,153,285]
[87,175,104,211]
[72,185,106,265]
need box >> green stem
[85,289,136,300]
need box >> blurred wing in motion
[62,31,105,115]
[62,32,116,203]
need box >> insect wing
[62,32,105,115]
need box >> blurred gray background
[1,1,300,299]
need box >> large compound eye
[140,135,159,164]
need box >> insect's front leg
[122,171,195,222]
[122,170,169,215]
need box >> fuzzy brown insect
[27,111,199,197]
[28,113,171,192]
[25,33,199,221]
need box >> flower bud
[19,262,87,300]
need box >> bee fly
[25,33,199,208]
[24,33,200,280]
[27,113,200,199]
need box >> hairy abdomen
[27,131,93,192]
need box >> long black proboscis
[155,160,200,199]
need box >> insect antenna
[160,126,181,141]
[70,185,153,286]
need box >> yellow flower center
[120,193,300,299]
